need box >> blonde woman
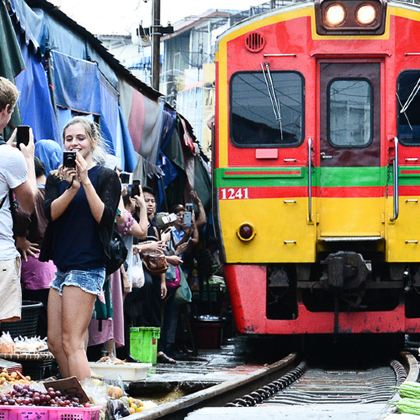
[40,117,120,380]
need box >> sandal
[157,351,177,364]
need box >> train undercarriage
[225,241,420,335]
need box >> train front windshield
[230,71,304,147]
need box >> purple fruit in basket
[72,397,79,403]
[55,390,62,397]
[7,399,15,405]
[33,396,41,404]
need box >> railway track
[127,351,418,419]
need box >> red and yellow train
[214,0,420,336]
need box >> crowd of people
[0,76,210,381]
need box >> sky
[50,0,264,35]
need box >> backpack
[105,226,128,275]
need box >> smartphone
[183,211,192,227]
[185,202,194,212]
[130,180,141,198]
[119,172,131,185]
[63,151,77,168]
[16,125,30,149]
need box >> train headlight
[325,3,346,27]
[356,4,376,25]
[315,0,386,35]
[237,223,256,242]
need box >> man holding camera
[0,76,37,322]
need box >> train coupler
[321,251,370,291]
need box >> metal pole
[151,0,161,91]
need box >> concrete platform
[130,340,267,390]
[185,404,395,420]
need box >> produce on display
[0,333,49,354]
[0,384,88,407]
[0,333,15,354]
[396,397,420,415]
[0,357,153,418]
[0,369,31,386]
[397,381,420,415]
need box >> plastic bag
[131,253,145,288]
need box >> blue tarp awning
[15,40,60,142]
[50,50,137,170]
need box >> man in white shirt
[0,76,37,322]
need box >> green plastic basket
[130,327,160,365]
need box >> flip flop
[157,352,177,364]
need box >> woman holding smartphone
[40,117,120,380]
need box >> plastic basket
[0,405,101,420]
[130,327,160,365]
[0,301,43,338]
[22,358,55,380]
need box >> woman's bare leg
[47,289,69,377]
[61,286,96,380]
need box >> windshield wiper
[400,75,420,114]
[261,62,284,141]
[397,92,413,131]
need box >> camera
[162,213,177,225]
[16,125,30,149]
[63,151,77,168]
[119,172,131,185]
[155,212,177,229]
[127,180,141,198]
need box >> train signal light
[237,223,256,242]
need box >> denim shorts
[51,267,106,296]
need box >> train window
[397,71,420,146]
[230,71,303,147]
[328,79,372,147]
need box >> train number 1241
[220,188,249,200]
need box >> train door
[387,67,420,262]
[318,61,384,239]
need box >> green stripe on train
[214,166,420,187]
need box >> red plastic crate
[0,405,101,420]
